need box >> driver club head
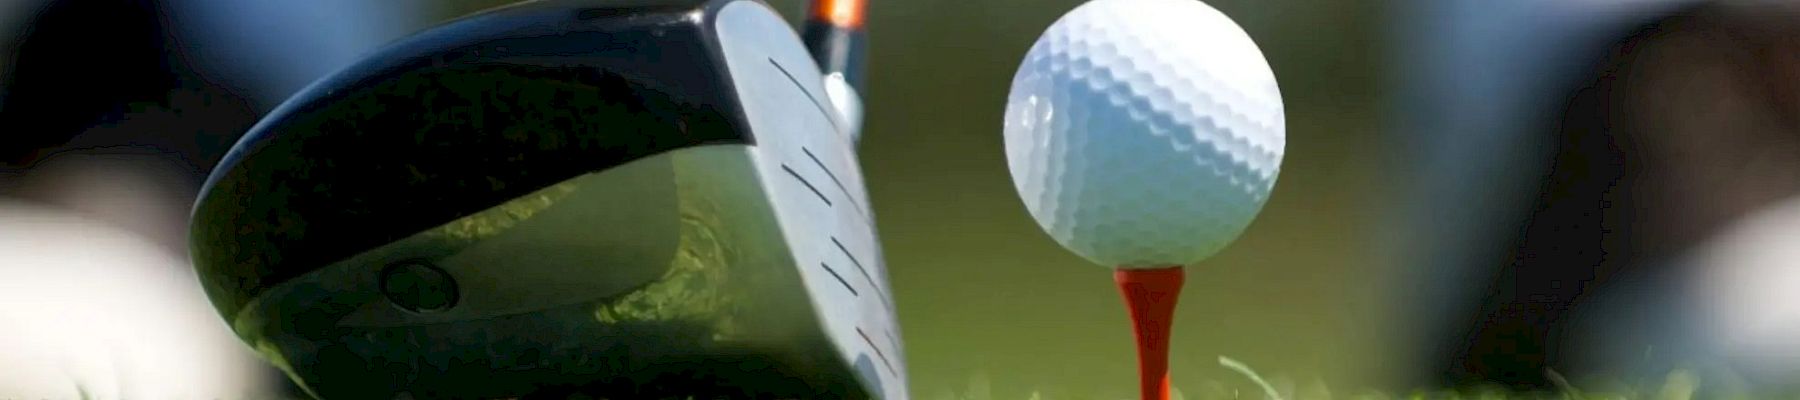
[187,0,903,398]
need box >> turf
[926,356,1791,400]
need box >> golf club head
[187,0,903,398]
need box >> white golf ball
[1004,0,1285,268]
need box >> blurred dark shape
[0,0,254,177]
[1436,0,1800,390]
[0,0,296,397]
[0,0,422,251]
[0,0,258,257]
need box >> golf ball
[1004,0,1285,268]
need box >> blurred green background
[463,0,1380,397]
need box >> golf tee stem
[1115,266,1185,400]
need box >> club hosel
[803,0,868,143]
[821,72,865,143]
[802,0,867,92]
[804,24,864,83]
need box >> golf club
[187,0,902,398]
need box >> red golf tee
[1114,266,1185,400]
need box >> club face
[189,0,900,398]
[711,2,906,399]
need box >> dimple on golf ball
[1004,0,1285,268]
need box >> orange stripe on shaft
[1115,266,1185,400]
[810,0,866,29]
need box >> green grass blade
[1219,356,1284,400]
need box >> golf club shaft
[802,0,867,92]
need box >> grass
[928,356,1785,400]
[138,363,1760,400]
[1217,356,1284,400]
